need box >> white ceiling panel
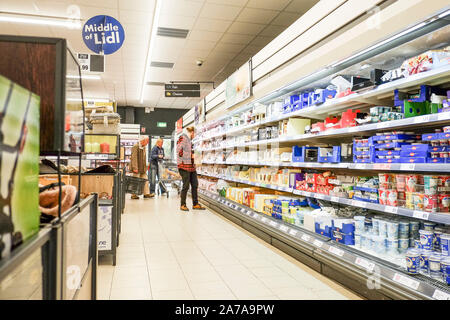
[158,14,197,30]
[285,0,319,13]
[161,0,204,17]
[194,17,233,32]
[1,0,313,107]
[247,0,291,11]
[188,29,224,42]
[271,11,301,27]
[220,33,255,45]
[199,3,242,20]
[259,24,287,37]
[236,7,279,24]
[118,0,155,12]
[227,21,266,35]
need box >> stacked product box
[422,126,450,163]
[372,132,422,163]
[353,177,380,203]
[353,138,374,163]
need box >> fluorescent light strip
[140,0,162,104]
[0,12,81,29]
[66,74,101,80]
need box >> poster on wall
[0,75,40,259]
[225,60,252,109]
[194,99,205,126]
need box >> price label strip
[280,225,289,233]
[432,289,450,300]
[413,211,430,220]
[301,234,311,242]
[270,221,278,228]
[289,229,298,237]
[313,239,323,248]
[331,196,339,203]
[355,257,375,272]
[392,273,420,290]
[438,112,450,121]
[400,163,415,171]
[328,246,344,257]
[261,217,268,223]
[385,206,398,214]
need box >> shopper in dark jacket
[150,138,164,195]
[177,126,205,212]
[130,135,153,199]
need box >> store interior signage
[225,60,252,109]
[82,15,125,55]
[165,83,200,97]
[157,122,167,128]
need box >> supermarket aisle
[98,194,362,300]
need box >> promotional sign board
[176,118,183,133]
[82,15,125,55]
[194,99,205,126]
[77,53,105,72]
[225,60,252,109]
[0,75,40,258]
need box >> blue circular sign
[82,15,125,55]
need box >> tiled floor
[97,193,363,300]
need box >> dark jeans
[179,169,198,206]
[150,164,159,193]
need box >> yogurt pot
[438,194,450,213]
[405,175,419,192]
[386,239,399,256]
[398,238,409,254]
[424,176,439,195]
[409,221,420,236]
[440,233,450,256]
[419,230,434,250]
[396,175,406,191]
[423,222,436,231]
[441,257,450,275]
[387,221,399,240]
[405,249,421,274]
[360,234,368,250]
[354,233,361,249]
[373,236,386,254]
[420,250,432,274]
[433,231,443,252]
[405,192,415,209]
[413,193,425,211]
[414,239,423,249]
[429,252,442,279]
[372,218,380,236]
[354,216,365,233]
[398,221,410,239]
[410,238,417,248]
[364,217,373,233]
[378,219,388,238]
[424,195,438,213]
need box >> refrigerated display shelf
[197,111,450,153]
[201,160,450,172]
[194,65,450,144]
[198,172,450,225]
[198,189,450,300]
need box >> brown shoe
[180,205,189,212]
[131,194,139,200]
[144,193,155,199]
[192,204,206,210]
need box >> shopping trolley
[156,159,182,198]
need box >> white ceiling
[0,0,319,109]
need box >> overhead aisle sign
[82,15,125,55]
[165,84,200,97]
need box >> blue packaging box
[374,158,401,163]
[401,144,429,153]
[318,146,341,163]
[300,93,310,109]
[352,196,379,204]
[429,146,450,153]
[354,186,379,194]
[292,146,318,162]
[354,150,372,156]
[399,157,427,163]
[394,85,447,107]
[422,133,441,141]
[331,219,355,245]
[372,134,420,142]
[375,150,401,156]
[309,89,337,106]
[374,142,410,149]
[441,132,450,140]
[315,223,332,238]
[427,158,446,163]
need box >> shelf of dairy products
[197,111,450,153]
[198,188,450,299]
[198,172,450,225]
[194,65,450,144]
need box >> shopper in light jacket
[130,135,154,199]
[150,138,165,195]
[176,126,205,212]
